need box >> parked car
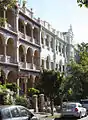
[61,102,87,118]
[80,99,88,113]
[0,105,39,120]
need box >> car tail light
[75,108,78,112]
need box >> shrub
[15,96,30,108]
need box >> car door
[10,107,22,120]
[18,106,33,120]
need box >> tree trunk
[50,98,54,116]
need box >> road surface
[40,115,88,120]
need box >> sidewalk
[35,112,61,119]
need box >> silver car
[61,102,87,118]
[0,105,39,120]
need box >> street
[40,116,88,120]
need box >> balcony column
[15,9,19,32]
[4,7,7,28]
[4,44,7,62]
[16,41,19,63]
[24,78,28,97]
[24,52,27,68]
[32,26,34,43]
[24,21,27,39]
[17,70,20,96]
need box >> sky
[26,0,88,44]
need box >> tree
[67,42,88,100]
[0,0,16,25]
[77,0,88,7]
[36,69,67,115]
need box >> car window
[63,103,76,109]
[19,107,34,118]
[11,107,20,118]
[2,108,11,119]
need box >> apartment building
[40,21,74,72]
[0,3,74,96]
[0,5,41,96]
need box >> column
[15,9,19,32]
[31,25,34,43]
[4,7,7,28]
[32,95,38,112]
[24,53,27,68]
[24,78,27,97]
[4,44,7,62]
[39,94,45,112]
[17,78,19,96]
[24,21,27,39]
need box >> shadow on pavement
[54,117,77,120]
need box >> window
[19,107,33,118]
[11,108,20,118]
[2,109,11,119]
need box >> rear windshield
[80,100,88,104]
[62,104,76,109]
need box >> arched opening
[26,23,32,37]
[35,76,39,87]
[7,71,17,83]
[45,34,49,47]
[18,19,24,33]
[46,56,49,69]
[33,28,38,40]
[6,9,15,30]
[59,60,62,72]
[26,47,33,63]
[41,32,44,44]
[0,34,4,55]
[0,69,5,84]
[34,50,39,65]
[6,38,15,57]
[27,75,34,88]
[19,78,25,95]
[19,45,25,62]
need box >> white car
[61,102,87,118]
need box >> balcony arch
[33,27,38,40]
[34,50,39,65]
[18,18,24,33]
[26,23,32,37]
[35,76,39,87]
[28,75,34,88]
[7,71,17,83]
[19,45,25,62]
[26,47,33,63]
[0,33,5,55]
[6,38,15,57]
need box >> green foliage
[77,0,88,7]
[5,83,20,93]
[67,42,88,101]
[0,17,6,27]
[28,88,40,97]
[15,95,29,108]
[0,0,16,9]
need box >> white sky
[26,0,88,44]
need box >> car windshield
[62,103,76,109]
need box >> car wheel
[85,111,87,117]
[79,112,82,119]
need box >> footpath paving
[35,112,61,119]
